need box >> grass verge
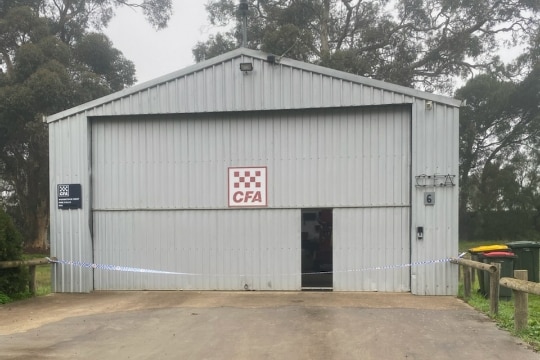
[0,254,51,304]
[459,240,540,352]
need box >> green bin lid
[468,244,508,253]
[506,241,540,249]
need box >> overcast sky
[103,1,522,89]
[104,1,215,84]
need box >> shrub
[0,208,28,296]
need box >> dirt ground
[1,291,538,359]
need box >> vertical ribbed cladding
[89,105,411,290]
[93,209,299,290]
[85,54,418,117]
[49,114,93,292]
[48,49,459,293]
[334,208,410,291]
[91,106,410,210]
[410,100,459,295]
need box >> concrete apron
[0,291,538,360]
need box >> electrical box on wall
[417,226,424,240]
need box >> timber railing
[450,257,501,314]
[452,257,540,332]
[500,270,540,331]
[0,258,51,295]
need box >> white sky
[104,1,215,84]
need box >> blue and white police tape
[48,256,456,277]
[47,257,195,275]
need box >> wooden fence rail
[0,258,51,295]
[452,257,540,332]
[500,270,540,331]
[450,257,501,314]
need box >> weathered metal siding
[91,106,410,210]
[49,115,93,292]
[410,102,459,295]
[333,207,410,291]
[93,209,300,290]
[48,49,436,122]
[48,48,459,294]
[90,106,411,290]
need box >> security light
[239,62,253,72]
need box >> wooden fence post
[514,270,528,332]
[463,266,471,299]
[490,262,500,315]
[28,265,37,295]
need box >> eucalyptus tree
[0,0,172,250]
[194,0,539,92]
[456,65,540,239]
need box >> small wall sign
[228,167,267,207]
[58,184,82,209]
[424,192,435,206]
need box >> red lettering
[252,191,262,202]
[232,191,263,204]
[244,191,254,202]
[233,191,244,203]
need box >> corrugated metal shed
[48,48,459,294]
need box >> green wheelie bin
[481,251,516,300]
[506,241,540,283]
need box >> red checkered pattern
[233,170,263,189]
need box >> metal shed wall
[93,209,300,290]
[410,103,459,295]
[90,106,411,291]
[49,115,92,292]
[48,48,459,294]
[91,106,410,210]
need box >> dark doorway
[301,209,333,289]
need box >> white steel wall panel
[333,207,410,292]
[49,49,454,123]
[48,48,459,294]
[91,106,410,210]
[410,103,459,295]
[49,116,93,292]
[93,209,300,290]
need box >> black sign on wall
[57,184,82,209]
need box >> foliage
[194,0,540,92]
[457,248,540,351]
[462,212,540,241]
[0,208,28,297]
[0,292,11,304]
[456,68,540,240]
[0,1,172,250]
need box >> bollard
[514,270,528,332]
[489,262,500,315]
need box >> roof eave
[46,47,460,123]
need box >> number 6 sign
[424,192,435,206]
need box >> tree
[0,1,172,250]
[456,65,540,239]
[194,0,540,92]
[0,208,28,298]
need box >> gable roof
[46,47,460,123]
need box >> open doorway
[301,208,333,289]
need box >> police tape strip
[47,256,459,277]
[47,258,196,275]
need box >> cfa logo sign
[58,185,70,197]
[228,167,267,207]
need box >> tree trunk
[32,198,49,251]
[320,0,331,59]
